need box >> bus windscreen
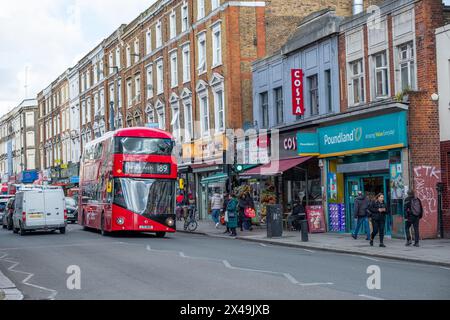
[114,137,173,155]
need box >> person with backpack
[352,191,371,240]
[368,193,389,247]
[404,190,423,247]
[210,189,224,228]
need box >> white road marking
[349,254,380,262]
[0,253,58,300]
[259,243,268,247]
[359,294,385,300]
[440,267,450,271]
[145,245,333,287]
[303,249,315,253]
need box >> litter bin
[266,204,283,238]
[300,220,309,242]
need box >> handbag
[244,207,256,218]
[220,215,226,225]
[224,211,229,223]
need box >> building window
[156,60,164,95]
[171,103,181,141]
[260,92,269,129]
[170,10,177,39]
[181,3,189,32]
[94,93,99,115]
[274,87,284,125]
[198,32,207,74]
[93,65,98,84]
[135,75,141,103]
[146,65,153,99]
[197,0,205,20]
[170,52,178,88]
[146,29,152,55]
[182,44,191,83]
[308,75,319,116]
[134,39,140,63]
[199,94,209,136]
[214,89,225,132]
[109,53,114,75]
[117,79,122,109]
[86,99,91,122]
[212,24,222,67]
[99,61,104,81]
[146,107,155,123]
[100,90,105,115]
[325,70,332,113]
[349,59,364,105]
[115,47,121,69]
[211,0,220,11]
[398,42,416,91]
[183,101,193,142]
[156,21,162,48]
[373,51,389,98]
[157,107,165,130]
[127,79,133,108]
[126,45,131,68]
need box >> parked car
[13,186,67,235]
[65,197,78,223]
[1,195,15,229]
[2,197,15,230]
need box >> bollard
[300,220,309,242]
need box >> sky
[0,0,157,117]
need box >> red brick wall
[408,0,444,239]
[440,141,450,238]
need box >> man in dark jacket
[352,191,370,240]
[288,201,306,231]
[404,190,423,247]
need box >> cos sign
[284,136,297,151]
[292,69,304,116]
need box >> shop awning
[201,172,229,184]
[240,156,313,177]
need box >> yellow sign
[106,181,112,193]
[179,178,185,190]
[61,163,68,169]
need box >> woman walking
[368,193,389,247]
[226,193,239,236]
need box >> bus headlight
[166,218,174,227]
[116,217,125,225]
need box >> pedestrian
[239,192,255,231]
[352,191,370,240]
[368,193,389,247]
[226,193,239,236]
[176,191,185,221]
[288,200,306,231]
[404,190,423,247]
[210,189,224,228]
[223,193,231,234]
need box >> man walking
[404,190,423,247]
[352,191,370,240]
[210,190,224,228]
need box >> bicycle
[183,205,198,232]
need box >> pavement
[178,220,450,267]
[0,268,23,300]
[0,223,449,300]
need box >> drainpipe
[353,0,364,15]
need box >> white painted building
[69,65,81,164]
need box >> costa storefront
[298,111,409,238]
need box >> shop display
[306,205,326,233]
[260,184,276,224]
[328,203,346,232]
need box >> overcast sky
[0,0,157,117]
[1,0,450,118]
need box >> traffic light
[234,165,244,173]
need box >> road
[0,224,449,300]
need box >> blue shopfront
[298,111,409,238]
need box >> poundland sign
[298,112,408,157]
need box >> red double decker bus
[78,127,177,237]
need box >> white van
[13,186,67,235]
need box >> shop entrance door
[345,173,390,235]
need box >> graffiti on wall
[413,166,441,237]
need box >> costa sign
[291,69,304,116]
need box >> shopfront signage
[296,132,320,156]
[291,69,304,116]
[297,112,407,157]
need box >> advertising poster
[328,172,337,202]
[390,163,404,200]
[306,205,326,233]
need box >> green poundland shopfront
[298,111,409,238]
